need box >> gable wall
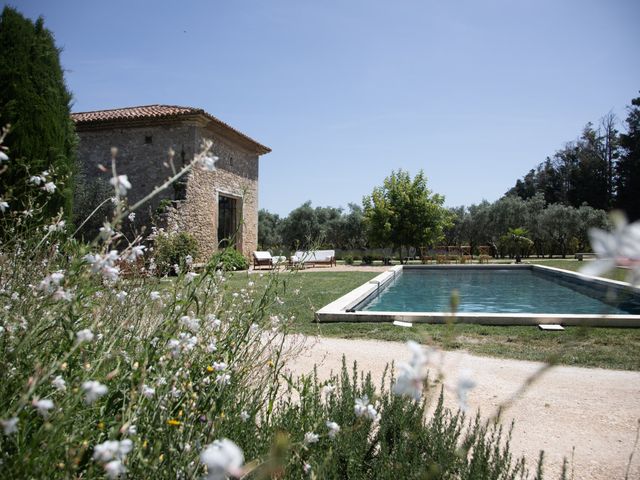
[175,126,259,259]
[75,119,260,261]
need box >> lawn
[225,264,640,371]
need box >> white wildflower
[30,175,43,185]
[393,341,429,400]
[0,200,8,213]
[200,438,244,480]
[321,384,336,398]
[38,271,65,293]
[212,361,227,371]
[99,223,115,240]
[326,420,340,439]
[141,384,155,399]
[46,220,65,232]
[110,175,132,196]
[207,314,222,330]
[303,463,312,474]
[582,213,640,285]
[240,411,250,422]
[149,291,161,301]
[52,375,67,392]
[32,398,54,417]
[93,439,133,462]
[215,373,231,386]
[43,181,56,193]
[456,369,476,412]
[185,271,198,283]
[116,291,127,303]
[354,396,377,420]
[128,245,146,261]
[304,432,319,445]
[76,329,95,343]
[104,459,126,479]
[0,151,8,163]
[82,380,108,404]
[200,155,218,171]
[206,341,217,353]
[180,315,200,333]
[185,254,193,266]
[1,417,18,435]
[127,212,136,222]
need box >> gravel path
[284,336,640,480]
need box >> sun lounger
[252,251,274,270]
[290,250,336,268]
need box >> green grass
[225,266,640,371]
[523,257,630,282]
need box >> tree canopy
[507,94,639,220]
[362,169,451,262]
[0,6,76,221]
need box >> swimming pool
[316,265,640,327]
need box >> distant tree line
[258,202,368,252]
[507,94,640,220]
[443,194,610,259]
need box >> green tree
[279,201,320,249]
[539,203,579,258]
[0,6,76,221]
[617,96,640,220]
[362,170,451,263]
[257,209,282,250]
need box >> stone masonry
[72,105,270,260]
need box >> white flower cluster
[354,395,378,421]
[93,439,133,479]
[84,250,120,282]
[110,175,132,196]
[200,438,244,480]
[82,380,108,404]
[393,341,429,400]
[167,332,198,357]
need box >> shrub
[153,231,199,275]
[362,255,374,265]
[343,254,354,265]
[210,247,249,271]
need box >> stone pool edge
[315,264,640,327]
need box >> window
[144,135,152,144]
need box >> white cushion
[253,251,272,260]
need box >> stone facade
[72,105,270,260]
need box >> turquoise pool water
[360,269,640,314]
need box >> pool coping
[315,264,640,327]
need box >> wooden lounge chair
[253,251,274,270]
[420,247,436,264]
[478,246,492,264]
[461,245,472,263]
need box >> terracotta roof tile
[71,104,270,154]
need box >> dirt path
[284,336,640,480]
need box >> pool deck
[316,264,640,327]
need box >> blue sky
[9,0,640,216]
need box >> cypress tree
[0,6,76,222]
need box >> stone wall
[75,121,197,235]
[75,118,260,261]
[175,127,259,260]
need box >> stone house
[72,105,270,259]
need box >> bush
[153,231,199,275]
[210,247,249,271]
[362,255,374,265]
[343,254,354,265]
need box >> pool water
[361,269,639,314]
